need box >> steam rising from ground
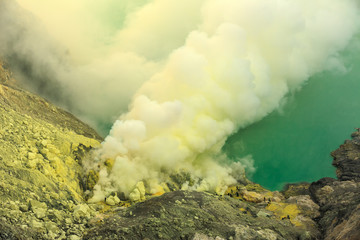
[1,0,359,200]
[91,0,360,200]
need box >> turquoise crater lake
[224,39,360,191]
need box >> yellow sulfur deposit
[266,202,302,227]
[0,81,101,204]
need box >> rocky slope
[84,187,320,240]
[1,60,360,239]
[0,61,102,239]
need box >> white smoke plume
[1,0,212,133]
[1,0,359,200]
[0,0,161,132]
[90,0,360,200]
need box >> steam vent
[1,0,360,239]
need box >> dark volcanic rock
[331,130,360,182]
[309,129,360,240]
[281,182,311,199]
[325,204,360,240]
[310,180,360,240]
[84,191,304,240]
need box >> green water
[223,44,360,191]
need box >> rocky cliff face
[0,61,359,240]
[332,130,360,182]
[308,131,360,240]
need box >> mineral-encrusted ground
[84,190,315,240]
[0,61,102,239]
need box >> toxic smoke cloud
[0,0,162,131]
[1,0,359,200]
[90,0,360,200]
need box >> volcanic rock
[84,190,307,240]
[309,130,360,240]
[0,60,102,239]
[331,130,360,182]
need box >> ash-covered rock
[84,190,306,240]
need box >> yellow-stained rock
[104,158,115,172]
[0,83,102,205]
[85,170,99,191]
[105,194,121,206]
[0,63,104,239]
[266,202,302,226]
[225,184,285,204]
[27,152,36,160]
[129,181,146,202]
[242,190,264,203]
